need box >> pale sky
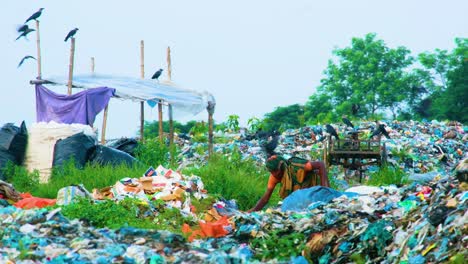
[1,1,467,139]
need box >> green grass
[183,150,281,211]
[366,165,409,186]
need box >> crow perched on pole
[152,68,163,80]
[17,55,36,68]
[64,28,79,42]
[342,115,354,129]
[25,8,44,23]
[326,124,339,140]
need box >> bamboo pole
[166,46,174,146]
[97,57,110,145]
[35,20,42,79]
[91,57,95,75]
[140,40,145,142]
[168,104,174,145]
[207,102,215,156]
[167,46,172,82]
[67,38,76,95]
[158,100,163,142]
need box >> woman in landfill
[248,135,330,212]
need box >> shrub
[366,165,409,186]
[184,150,280,210]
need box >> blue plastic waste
[281,186,356,212]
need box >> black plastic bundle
[53,132,97,169]
[107,138,139,157]
[88,145,137,167]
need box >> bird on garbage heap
[17,55,36,68]
[64,28,79,42]
[369,123,390,139]
[326,124,339,140]
[25,8,44,23]
[262,134,279,158]
[152,68,163,80]
[15,28,35,41]
[342,115,354,129]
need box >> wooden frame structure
[323,133,387,182]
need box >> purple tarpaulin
[35,84,115,126]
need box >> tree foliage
[312,33,418,119]
[262,104,304,132]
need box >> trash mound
[1,164,467,263]
[177,120,467,182]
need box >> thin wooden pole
[167,46,172,82]
[207,102,215,156]
[168,104,174,145]
[91,57,95,75]
[166,46,174,146]
[140,40,145,142]
[96,57,109,145]
[35,20,42,79]
[67,38,76,95]
[158,100,163,142]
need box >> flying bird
[17,24,30,33]
[152,68,163,80]
[351,103,360,116]
[25,8,44,23]
[64,28,79,42]
[326,124,339,140]
[342,115,354,129]
[17,55,36,68]
[15,28,35,41]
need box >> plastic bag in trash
[56,184,91,206]
[0,121,28,165]
[281,186,345,212]
[52,132,96,169]
[88,145,138,167]
[108,137,139,157]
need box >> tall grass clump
[135,138,179,169]
[184,149,280,210]
[2,161,40,194]
[366,165,409,186]
[32,160,146,198]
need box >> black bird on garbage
[25,8,44,23]
[262,134,279,157]
[326,124,339,140]
[369,123,390,139]
[379,124,390,139]
[15,28,35,41]
[351,103,360,116]
[152,69,163,80]
[17,55,36,68]
[342,115,354,129]
[17,24,30,33]
[64,28,79,42]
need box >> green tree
[262,104,304,132]
[226,114,240,132]
[316,33,416,119]
[414,38,468,121]
[143,120,197,139]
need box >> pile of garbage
[0,164,466,263]
[177,120,467,179]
